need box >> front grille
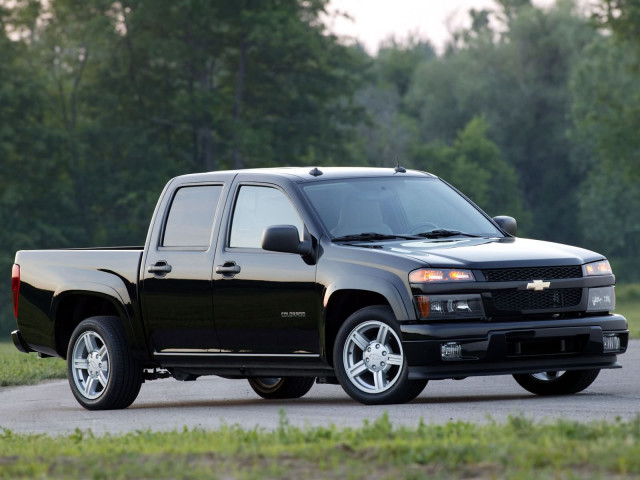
[483,266,582,282]
[492,288,582,311]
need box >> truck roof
[173,166,437,184]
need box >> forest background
[1,0,638,336]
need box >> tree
[575,1,640,179]
[0,6,78,334]
[576,165,640,281]
[351,38,434,168]
[592,0,640,47]
[406,1,597,243]
[569,21,640,280]
[0,0,368,335]
[410,116,529,226]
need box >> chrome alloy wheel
[342,320,404,394]
[532,371,566,381]
[71,331,110,400]
[252,377,282,388]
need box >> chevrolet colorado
[11,167,628,409]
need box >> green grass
[616,300,640,337]
[0,342,66,387]
[0,290,637,479]
[0,413,639,479]
[616,284,640,337]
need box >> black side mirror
[262,225,312,256]
[493,216,517,236]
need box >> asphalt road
[2,341,638,435]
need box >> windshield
[301,177,503,239]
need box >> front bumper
[401,314,628,380]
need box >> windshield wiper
[414,229,484,239]
[332,232,419,242]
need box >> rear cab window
[162,185,223,248]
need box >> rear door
[141,176,233,353]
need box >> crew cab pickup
[11,167,628,409]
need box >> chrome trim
[154,351,320,358]
[526,280,551,291]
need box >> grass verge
[1,413,640,479]
[0,342,66,387]
[616,300,639,337]
[616,284,640,337]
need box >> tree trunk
[232,35,247,170]
[199,126,216,171]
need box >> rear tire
[248,377,315,399]
[67,316,142,410]
[513,369,600,396]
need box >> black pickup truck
[11,167,628,410]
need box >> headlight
[583,260,612,276]
[409,268,475,283]
[415,294,485,320]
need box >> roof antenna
[394,159,406,174]
[309,167,323,177]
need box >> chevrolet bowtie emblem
[526,280,551,291]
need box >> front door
[213,183,320,356]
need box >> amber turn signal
[409,268,475,283]
[583,260,612,276]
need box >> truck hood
[374,237,604,269]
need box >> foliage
[410,116,530,226]
[0,343,66,387]
[615,301,640,338]
[407,0,597,244]
[592,0,640,49]
[613,283,640,338]
[569,33,640,280]
[0,0,366,336]
[351,38,433,168]
[1,414,640,478]
[617,283,640,302]
[1,0,639,333]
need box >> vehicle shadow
[127,392,540,410]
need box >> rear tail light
[11,264,20,318]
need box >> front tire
[248,377,315,399]
[67,316,142,410]
[513,369,600,396]
[333,306,427,405]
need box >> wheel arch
[52,287,135,359]
[323,287,401,367]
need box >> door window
[162,185,223,247]
[229,186,303,248]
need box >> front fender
[323,275,415,321]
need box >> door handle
[215,261,241,277]
[147,261,172,275]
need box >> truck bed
[13,247,144,357]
